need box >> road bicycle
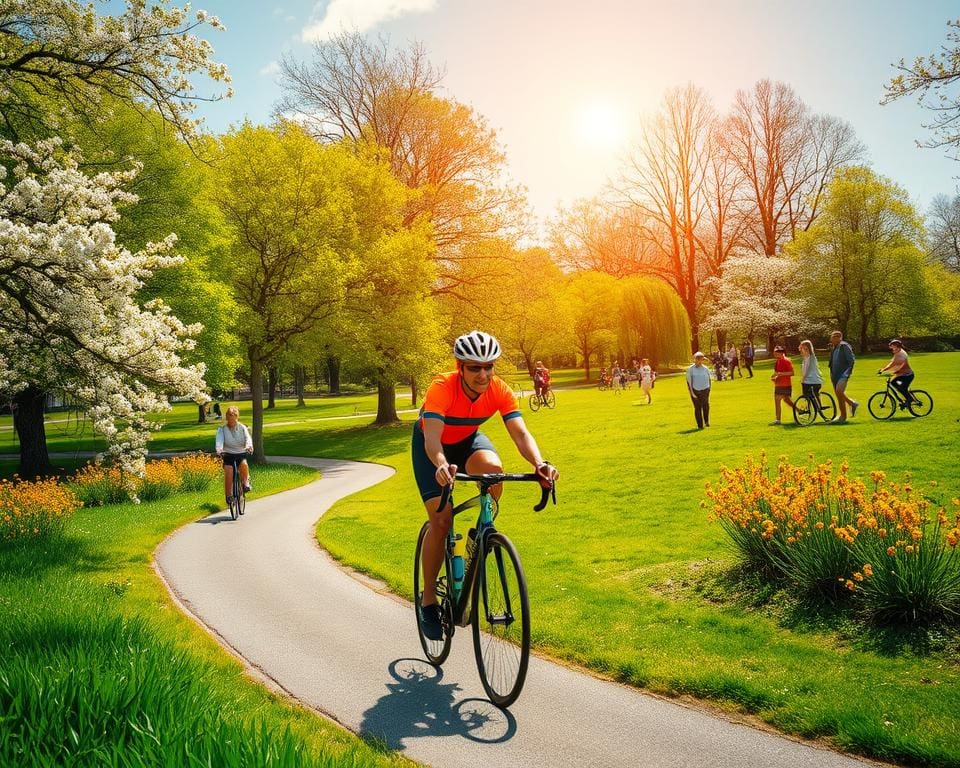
[792,386,837,426]
[867,374,933,420]
[597,376,610,391]
[414,472,556,708]
[223,454,247,520]
[528,388,556,411]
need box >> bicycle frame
[437,473,552,629]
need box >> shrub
[68,463,128,507]
[706,456,960,624]
[138,459,182,502]
[841,477,960,625]
[168,453,221,493]
[0,477,80,543]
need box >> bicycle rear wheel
[907,389,933,417]
[414,521,452,665]
[472,532,530,708]
[817,392,837,423]
[528,394,541,412]
[792,395,816,426]
[868,391,896,420]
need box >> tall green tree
[210,124,361,460]
[562,271,618,378]
[616,276,692,366]
[787,166,935,351]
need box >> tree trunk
[295,365,306,407]
[267,366,277,409]
[375,378,399,425]
[198,403,207,423]
[326,356,341,395]
[410,376,418,408]
[13,386,52,478]
[249,351,266,463]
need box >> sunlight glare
[574,100,627,151]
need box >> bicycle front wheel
[792,395,816,426]
[414,521,452,665]
[868,391,896,420]
[472,532,530,708]
[237,486,246,515]
[817,392,837,422]
[908,390,933,417]
[528,394,541,412]
[544,390,556,409]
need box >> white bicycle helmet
[453,330,501,363]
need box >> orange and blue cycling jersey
[418,371,521,443]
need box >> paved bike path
[155,457,877,768]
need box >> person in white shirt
[215,405,253,503]
[685,352,712,429]
[639,358,654,404]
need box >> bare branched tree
[928,193,960,270]
[718,80,863,257]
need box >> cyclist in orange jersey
[413,330,559,640]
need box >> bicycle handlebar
[436,471,557,513]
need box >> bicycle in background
[793,387,837,426]
[413,471,556,708]
[224,455,246,520]
[867,374,933,420]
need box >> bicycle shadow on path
[359,658,516,751]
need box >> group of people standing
[685,332,916,429]
[601,359,657,403]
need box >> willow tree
[616,276,692,366]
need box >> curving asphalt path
[155,457,879,768]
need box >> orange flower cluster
[0,476,80,542]
[705,454,960,607]
[71,453,221,505]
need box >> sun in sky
[573,99,628,151]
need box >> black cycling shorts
[412,424,498,502]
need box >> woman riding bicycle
[412,330,558,641]
[878,339,915,403]
[215,405,253,506]
[799,340,823,401]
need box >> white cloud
[259,60,281,77]
[302,0,438,42]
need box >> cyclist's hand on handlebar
[535,461,558,489]
[435,462,457,486]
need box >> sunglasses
[464,363,495,373]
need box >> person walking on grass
[770,345,795,425]
[686,351,712,429]
[798,339,824,405]
[743,339,755,378]
[828,330,859,423]
[639,358,654,404]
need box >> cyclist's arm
[214,426,224,455]
[242,425,253,453]
[505,418,558,482]
[422,417,457,485]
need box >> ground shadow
[359,658,516,750]
[0,534,107,579]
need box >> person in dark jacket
[828,331,859,422]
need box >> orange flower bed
[0,477,80,542]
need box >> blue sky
[125,1,960,225]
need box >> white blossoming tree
[701,254,814,348]
[0,138,206,479]
[0,0,230,144]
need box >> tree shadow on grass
[267,421,412,461]
[688,562,960,657]
[0,534,107,580]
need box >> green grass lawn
[310,352,960,768]
[0,462,414,767]
[2,353,958,766]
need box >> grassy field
[2,353,958,766]
[311,353,960,768]
[0,461,415,767]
